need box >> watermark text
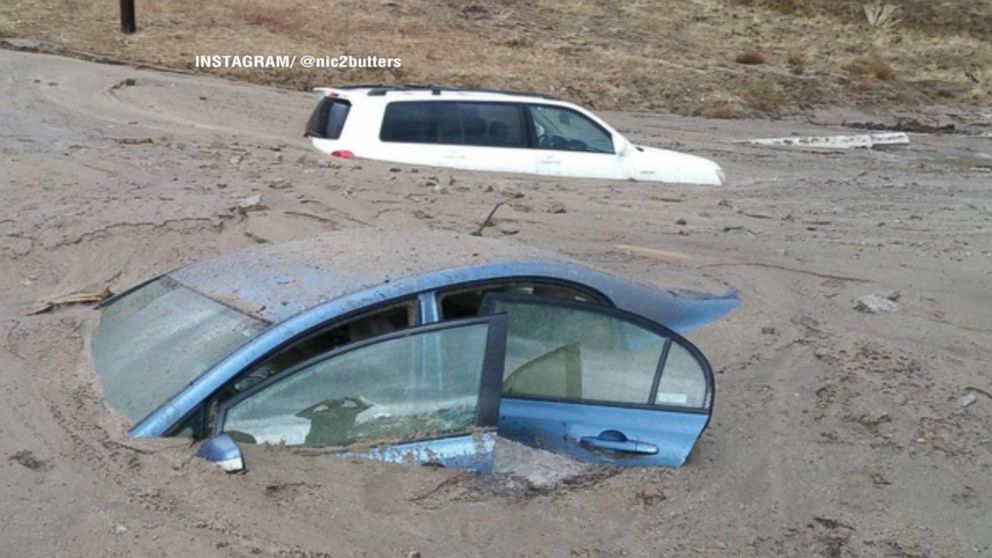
[194,54,402,70]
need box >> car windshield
[91,276,267,423]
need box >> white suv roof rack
[330,84,561,100]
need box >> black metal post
[120,0,136,34]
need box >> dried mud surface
[1,49,991,557]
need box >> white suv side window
[380,101,527,149]
[458,103,527,147]
[379,102,437,143]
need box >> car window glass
[485,298,665,404]
[439,282,598,320]
[91,277,266,423]
[438,103,463,144]
[529,106,614,153]
[231,302,415,395]
[459,103,526,147]
[221,322,493,448]
[654,342,707,409]
[381,101,527,148]
[171,412,198,438]
[325,101,350,139]
[305,98,351,139]
[380,102,437,143]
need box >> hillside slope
[1,0,989,115]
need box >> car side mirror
[197,433,245,473]
[615,136,629,157]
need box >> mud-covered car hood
[629,145,724,185]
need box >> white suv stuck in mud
[305,85,726,185]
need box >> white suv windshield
[91,277,266,423]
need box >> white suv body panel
[309,88,724,185]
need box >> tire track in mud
[717,270,815,540]
[25,56,299,144]
[686,258,974,557]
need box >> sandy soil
[2,48,991,557]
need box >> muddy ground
[1,48,991,557]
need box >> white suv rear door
[377,100,536,175]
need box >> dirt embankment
[1,0,990,117]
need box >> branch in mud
[471,193,524,237]
[27,288,114,316]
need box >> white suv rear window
[305,98,351,140]
[380,101,527,148]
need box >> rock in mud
[854,291,901,313]
[235,193,267,213]
[957,393,977,408]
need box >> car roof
[314,85,563,105]
[168,229,583,323]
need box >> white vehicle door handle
[444,151,465,160]
[539,156,561,165]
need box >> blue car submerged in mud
[91,229,738,472]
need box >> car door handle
[539,156,561,164]
[579,430,658,455]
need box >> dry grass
[0,16,15,38]
[699,102,737,119]
[730,0,992,39]
[242,4,303,34]
[864,3,900,29]
[735,0,808,15]
[743,78,789,114]
[735,51,766,65]
[787,51,806,75]
[846,55,897,81]
[0,0,989,116]
[502,37,535,49]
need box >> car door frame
[479,293,715,466]
[152,277,614,440]
[440,100,536,175]
[208,314,508,470]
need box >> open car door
[480,294,713,467]
[211,315,507,472]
